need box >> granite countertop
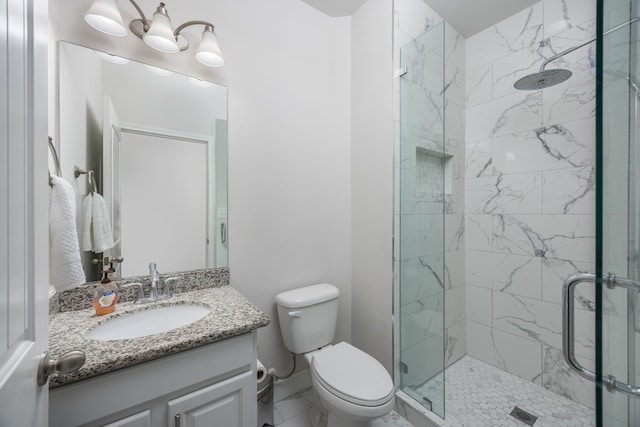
[48,284,270,388]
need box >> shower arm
[541,16,640,72]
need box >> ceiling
[425,0,540,37]
[301,0,540,38]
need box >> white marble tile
[466,172,542,214]
[465,284,492,326]
[394,0,443,40]
[400,214,444,259]
[445,320,465,367]
[466,90,542,142]
[444,214,463,252]
[445,285,465,328]
[466,251,542,299]
[466,321,543,383]
[492,46,545,99]
[401,34,445,94]
[573,307,595,360]
[400,334,443,387]
[444,23,465,70]
[544,0,597,37]
[492,292,561,349]
[445,63,465,107]
[492,214,595,262]
[465,139,495,178]
[542,166,595,214]
[274,387,314,421]
[403,354,596,426]
[543,19,596,73]
[400,80,444,135]
[399,254,445,305]
[375,411,416,427]
[465,64,492,107]
[541,257,595,308]
[465,215,493,251]
[444,250,465,289]
[543,69,595,126]
[466,4,543,70]
[401,295,444,351]
[541,345,595,409]
[492,118,595,174]
[444,99,465,143]
[277,410,312,427]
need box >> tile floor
[412,355,595,426]
[273,388,413,427]
[274,355,596,427]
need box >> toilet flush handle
[288,311,302,318]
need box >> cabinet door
[168,371,254,427]
[103,410,151,427]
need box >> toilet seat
[310,342,394,407]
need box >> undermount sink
[86,304,211,341]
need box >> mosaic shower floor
[412,355,595,426]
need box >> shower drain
[510,407,538,425]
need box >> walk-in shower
[395,0,640,425]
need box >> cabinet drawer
[102,410,151,427]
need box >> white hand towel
[49,175,86,291]
[82,192,115,253]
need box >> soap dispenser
[92,270,119,316]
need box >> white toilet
[275,283,394,427]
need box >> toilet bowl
[275,284,395,427]
[305,343,395,427]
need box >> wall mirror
[57,41,228,282]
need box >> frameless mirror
[57,41,228,282]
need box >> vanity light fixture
[84,0,224,67]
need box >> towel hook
[48,137,62,187]
[74,166,98,194]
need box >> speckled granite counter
[49,271,269,389]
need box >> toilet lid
[311,342,394,406]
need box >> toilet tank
[275,283,339,354]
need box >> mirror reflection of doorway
[119,128,210,277]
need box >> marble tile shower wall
[393,0,467,389]
[464,0,596,409]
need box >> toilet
[275,283,394,427]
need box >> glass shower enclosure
[398,22,446,418]
[598,0,640,425]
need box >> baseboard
[273,368,311,403]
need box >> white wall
[350,0,394,373]
[51,0,353,376]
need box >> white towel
[82,192,115,253]
[49,175,86,291]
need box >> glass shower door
[398,22,445,418]
[598,0,640,425]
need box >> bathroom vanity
[48,269,269,427]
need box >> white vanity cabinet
[49,332,257,427]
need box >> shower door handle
[562,273,597,383]
[562,272,640,398]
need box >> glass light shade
[195,28,224,67]
[143,10,179,53]
[84,0,128,37]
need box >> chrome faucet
[149,262,160,300]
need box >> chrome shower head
[513,69,573,90]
